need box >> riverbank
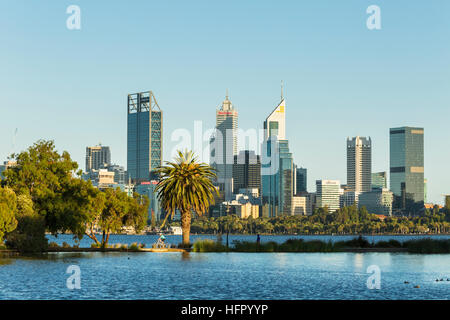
[193,237,450,253]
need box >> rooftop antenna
[226,88,229,100]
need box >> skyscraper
[294,165,307,194]
[316,180,341,213]
[389,126,424,213]
[347,136,372,193]
[261,96,293,217]
[371,171,387,190]
[210,93,238,201]
[85,145,111,172]
[127,91,162,184]
[233,150,261,194]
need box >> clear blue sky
[1,0,449,204]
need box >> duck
[414,285,420,288]
[404,281,409,284]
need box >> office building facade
[135,181,161,222]
[372,171,387,190]
[358,188,394,216]
[390,127,424,213]
[261,97,293,217]
[85,145,111,172]
[210,94,238,201]
[233,150,261,195]
[347,136,372,193]
[127,91,162,184]
[316,180,341,213]
[294,165,307,194]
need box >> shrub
[5,207,48,253]
[193,239,227,252]
[337,236,371,248]
[121,244,128,250]
[404,239,450,253]
[48,242,60,248]
[62,242,71,248]
[90,242,100,248]
[375,240,402,248]
[129,242,139,251]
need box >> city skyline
[1,1,449,204]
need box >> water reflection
[181,252,191,261]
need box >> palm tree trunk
[181,210,191,245]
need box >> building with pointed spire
[210,92,238,201]
[261,87,293,217]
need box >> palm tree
[155,150,218,246]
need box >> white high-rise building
[210,93,238,201]
[347,136,372,193]
[264,99,286,140]
[316,180,341,212]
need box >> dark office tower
[233,150,261,194]
[294,166,307,194]
[390,127,424,214]
[86,145,111,172]
[347,136,372,193]
[371,171,387,190]
[127,91,162,184]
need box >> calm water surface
[1,251,449,300]
[47,233,450,248]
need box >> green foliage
[5,193,48,253]
[192,237,450,253]
[404,238,450,253]
[3,140,84,234]
[186,205,450,235]
[129,242,139,251]
[193,239,227,252]
[48,242,59,248]
[335,235,371,249]
[0,187,18,241]
[155,150,218,245]
[374,239,402,248]
[62,242,71,248]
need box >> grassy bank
[192,236,450,253]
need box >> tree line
[169,205,450,235]
[0,140,149,253]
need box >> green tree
[155,150,218,245]
[3,140,83,234]
[5,193,48,253]
[0,187,18,242]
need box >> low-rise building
[358,188,393,216]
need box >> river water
[0,235,449,300]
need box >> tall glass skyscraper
[389,126,424,213]
[127,91,162,183]
[261,97,293,217]
[371,171,387,190]
[294,165,307,194]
